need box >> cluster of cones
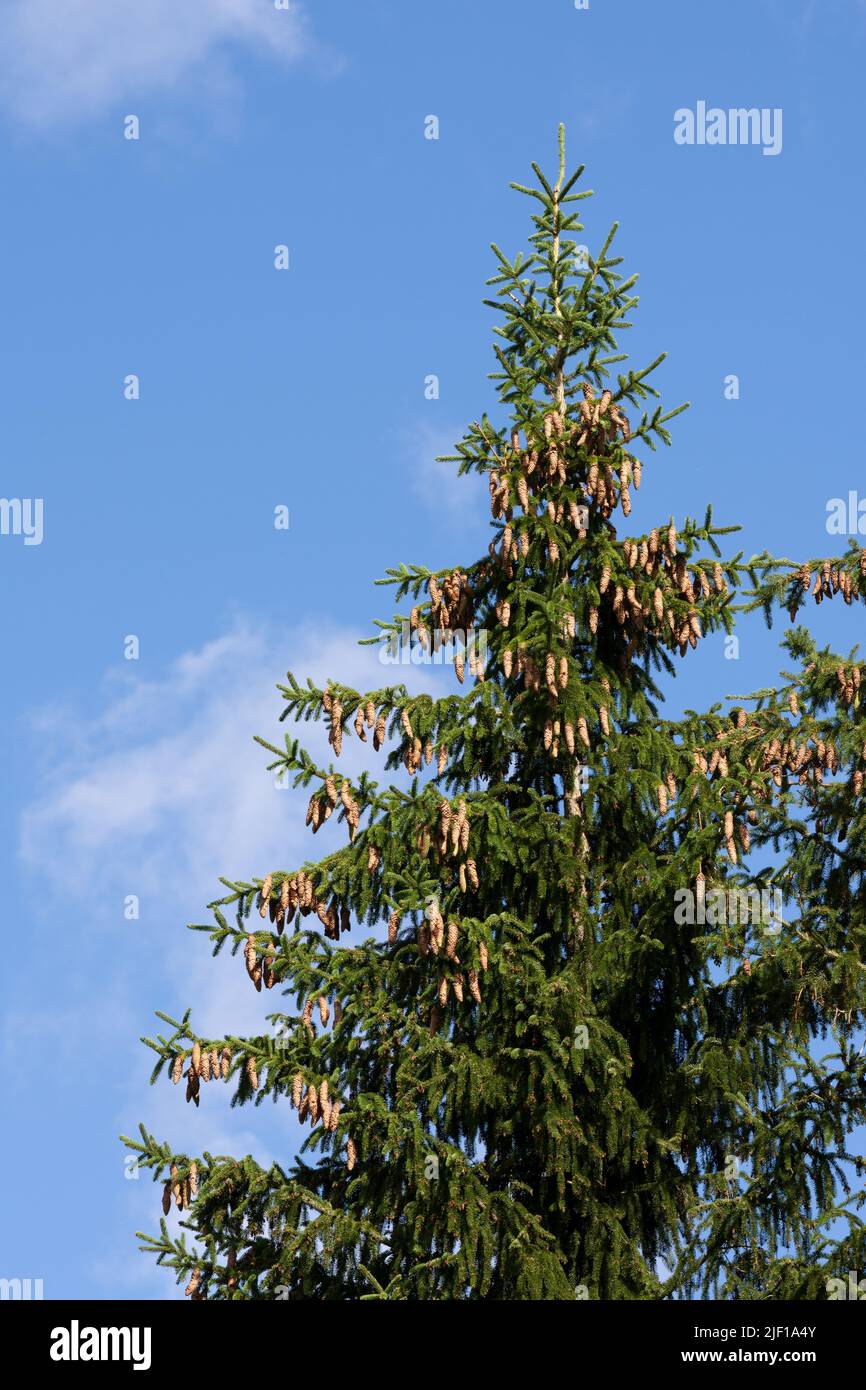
[835,662,862,708]
[258,872,350,942]
[409,571,475,644]
[290,1072,341,1133]
[592,526,724,662]
[790,554,866,618]
[413,909,489,1032]
[171,1041,231,1104]
[162,1160,198,1215]
[398,707,449,774]
[300,993,343,1039]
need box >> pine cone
[246,1056,259,1091]
[171,1053,184,1085]
[259,874,273,918]
[306,1085,319,1122]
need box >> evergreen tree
[124,129,866,1300]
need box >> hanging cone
[259,875,272,918]
[318,996,330,1027]
[306,1085,319,1122]
[221,1046,231,1080]
[171,1054,184,1085]
[246,1056,259,1091]
[347,1138,357,1171]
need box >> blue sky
[1,0,865,1299]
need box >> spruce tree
[124,128,866,1301]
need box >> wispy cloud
[0,0,325,128]
[20,615,426,906]
[407,418,488,527]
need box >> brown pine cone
[259,874,273,918]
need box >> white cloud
[408,418,489,527]
[0,0,322,127]
[20,615,434,906]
